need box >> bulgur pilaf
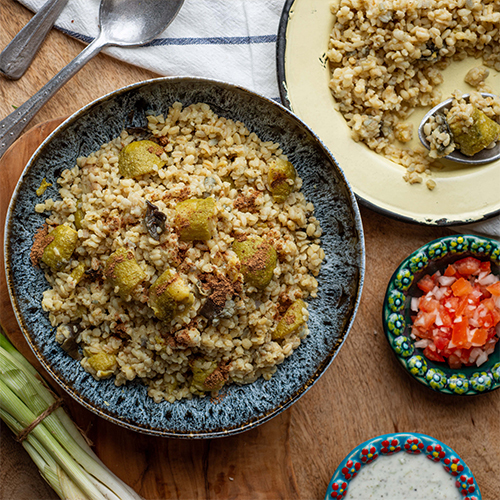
[33,102,325,403]
[327,0,500,188]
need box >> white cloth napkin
[13,0,500,240]
[16,0,284,100]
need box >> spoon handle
[0,0,69,80]
[0,38,105,159]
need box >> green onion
[0,330,143,500]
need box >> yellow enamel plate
[277,0,500,225]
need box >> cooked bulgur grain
[35,102,325,403]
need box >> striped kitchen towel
[15,0,284,101]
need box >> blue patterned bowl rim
[324,432,481,500]
[382,234,500,396]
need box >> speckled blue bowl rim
[4,76,365,438]
[383,234,500,396]
[324,432,481,500]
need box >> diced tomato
[410,259,500,368]
[471,328,489,347]
[418,296,439,313]
[413,311,437,330]
[452,318,470,349]
[486,281,500,297]
[423,345,445,363]
[434,334,449,351]
[454,257,481,276]
[417,274,435,293]
[479,261,491,274]
[438,305,453,327]
[447,354,462,369]
[460,348,472,364]
[444,264,457,277]
[451,277,473,297]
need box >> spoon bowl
[0,0,185,158]
[99,0,184,47]
[418,92,500,166]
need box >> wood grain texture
[1,1,499,499]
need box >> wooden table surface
[1,1,498,499]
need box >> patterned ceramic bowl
[5,77,364,438]
[383,234,500,396]
[325,432,481,500]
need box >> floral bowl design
[383,234,500,396]
[325,432,481,500]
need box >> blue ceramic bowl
[383,234,500,396]
[4,77,364,438]
[325,432,481,500]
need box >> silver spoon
[0,0,185,159]
[418,92,500,166]
[0,0,68,80]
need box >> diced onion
[414,339,432,348]
[477,273,497,286]
[476,350,488,367]
[411,297,419,312]
[438,276,456,286]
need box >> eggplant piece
[148,268,194,321]
[70,262,86,284]
[174,197,216,241]
[41,224,78,271]
[273,299,307,340]
[268,158,296,203]
[190,359,227,394]
[233,236,277,289]
[448,106,500,156]
[118,140,166,178]
[74,199,84,230]
[144,200,167,240]
[104,247,146,298]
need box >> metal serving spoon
[0,0,185,159]
[418,92,500,166]
[0,0,68,80]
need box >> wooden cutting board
[1,121,499,500]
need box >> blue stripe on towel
[148,35,277,46]
[57,28,277,47]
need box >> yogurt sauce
[346,452,461,499]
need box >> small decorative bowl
[324,432,481,500]
[383,234,500,396]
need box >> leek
[0,330,143,500]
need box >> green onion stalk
[0,330,143,500]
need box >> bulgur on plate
[327,0,500,188]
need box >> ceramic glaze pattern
[383,234,500,395]
[325,432,481,500]
[5,77,364,438]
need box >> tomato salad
[410,257,500,369]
